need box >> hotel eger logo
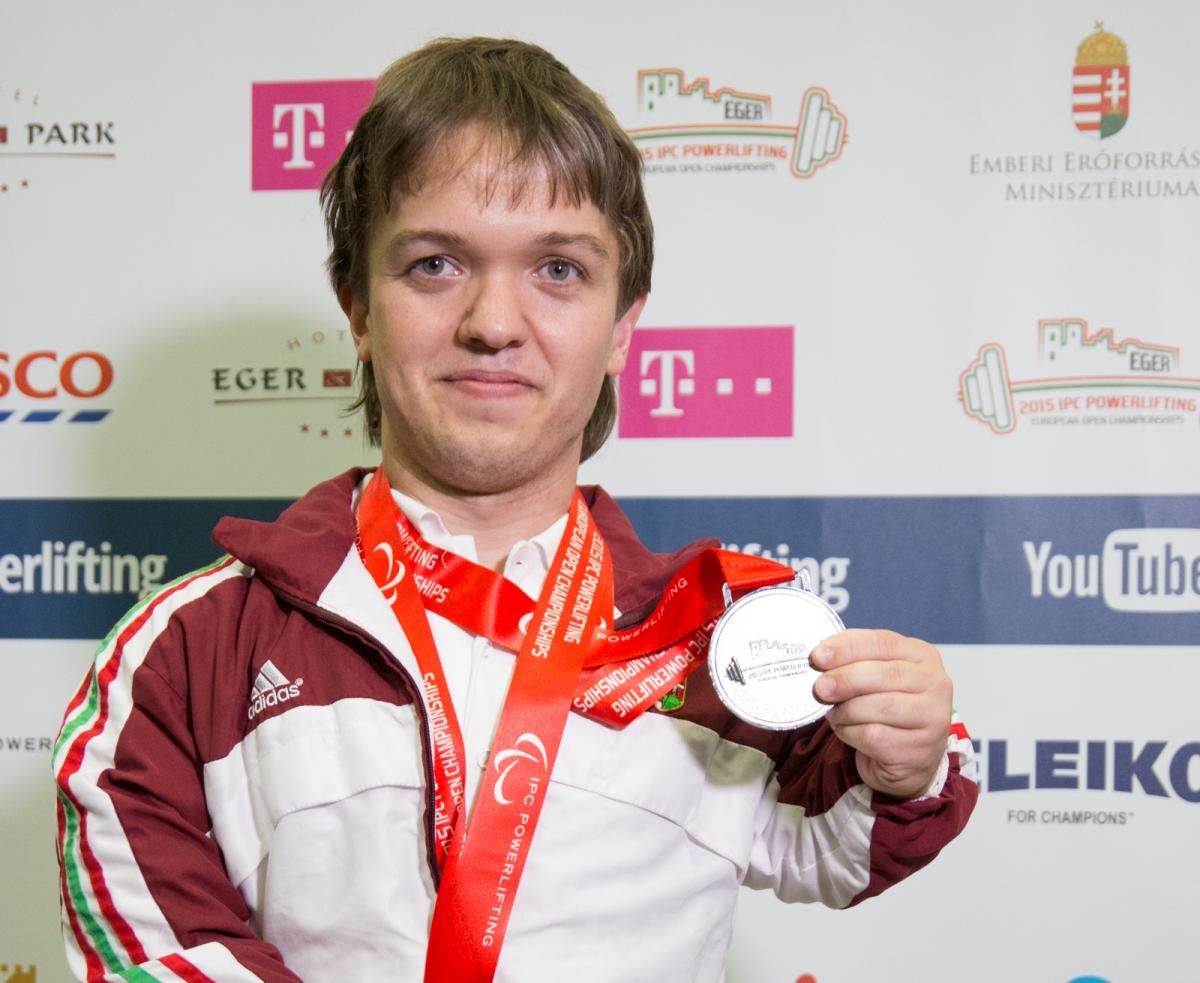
[958,318,1199,434]
[628,69,847,179]
[210,327,359,440]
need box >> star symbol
[1,185,7,193]
[320,428,329,437]
[20,180,27,188]
[300,423,310,433]
[343,427,353,437]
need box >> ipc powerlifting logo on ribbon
[1072,23,1129,139]
[492,733,548,806]
[628,69,847,179]
[619,327,793,438]
[958,318,1199,434]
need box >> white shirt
[391,489,568,814]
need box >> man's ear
[340,283,372,364]
[606,293,647,376]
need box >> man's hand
[810,629,952,800]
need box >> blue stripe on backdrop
[1,496,1197,643]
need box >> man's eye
[414,256,450,276]
[542,259,580,282]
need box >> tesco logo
[0,351,114,423]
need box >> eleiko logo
[629,69,846,179]
[619,327,793,438]
[0,350,114,423]
[976,738,1200,802]
[1024,528,1200,613]
[1073,23,1129,139]
[492,733,549,806]
[958,318,1198,434]
[251,80,375,191]
[247,660,304,721]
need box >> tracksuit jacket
[54,468,978,983]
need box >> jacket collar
[212,468,719,619]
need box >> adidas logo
[247,660,304,721]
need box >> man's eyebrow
[538,232,611,262]
[380,229,468,262]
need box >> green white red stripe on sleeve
[53,556,245,981]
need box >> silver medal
[707,573,844,730]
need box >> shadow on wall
[1,306,380,641]
[83,303,376,501]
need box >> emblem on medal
[708,572,844,730]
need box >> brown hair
[320,36,653,460]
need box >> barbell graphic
[791,88,847,178]
[959,344,1016,434]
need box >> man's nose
[457,271,529,351]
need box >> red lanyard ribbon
[354,468,790,981]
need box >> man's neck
[380,459,576,573]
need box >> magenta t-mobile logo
[251,80,375,190]
[619,327,793,437]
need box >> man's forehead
[390,126,601,221]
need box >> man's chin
[421,440,569,497]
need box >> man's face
[346,134,644,498]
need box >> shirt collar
[389,487,567,581]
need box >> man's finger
[812,658,931,704]
[810,628,938,671]
[825,692,945,731]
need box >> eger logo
[619,327,793,438]
[247,660,304,721]
[629,69,846,179]
[0,350,114,424]
[958,318,1198,434]
[251,80,375,191]
[0,965,36,983]
[1024,528,1200,614]
[1072,23,1129,139]
[492,733,548,806]
[210,327,359,440]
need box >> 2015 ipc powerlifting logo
[627,68,847,179]
[958,317,1198,434]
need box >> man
[55,37,976,983]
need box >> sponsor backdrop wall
[3,2,1197,981]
